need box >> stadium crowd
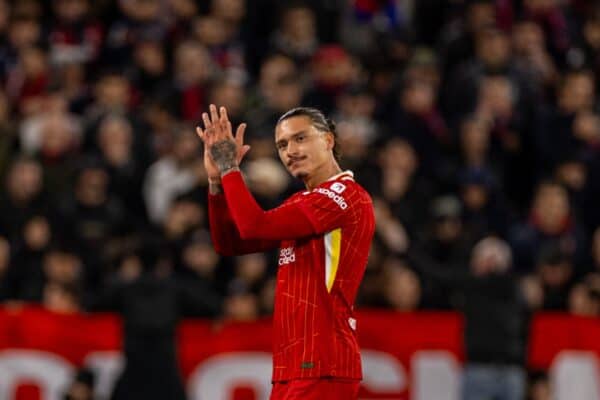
[0,0,599,399]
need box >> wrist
[208,176,221,184]
[220,166,240,177]
[209,180,223,195]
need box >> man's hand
[196,104,250,182]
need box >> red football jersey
[209,170,375,382]
[271,171,374,381]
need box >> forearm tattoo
[210,139,238,175]
[209,181,223,195]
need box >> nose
[286,140,300,156]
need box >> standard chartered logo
[278,247,296,265]
[314,187,348,209]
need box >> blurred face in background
[531,183,570,234]
[96,75,130,110]
[378,138,418,175]
[20,46,47,78]
[164,200,204,238]
[194,15,230,47]
[470,237,512,276]
[479,76,514,118]
[211,0,245,23]
[174,42,211,86]
[43,250,81,285]
[54,0,88,23]
[23,216,51,251]
[512,21,545,55]
[173,128,200,163]
[98,116,134,166]
[7,159,42,202]
[8,18,40,49]
[401,80,435,115]
[558,72,595,114]
[41,114,77,157]
[134,40,166,77]
[76,168,109,206]
[209,79,245,119]
[275,116,334,180]
[466,1,496,33]
[235,254,267,286]
[260,55,302,111]
[460,117,490,164]
[476,29,511,69]
[169,0,197,20]
[120,0,160,22]
[182,238,219,277]
[525,0,557,13]
[382,260,421,312]
[281,6,315,44]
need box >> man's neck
[304,161,342,190]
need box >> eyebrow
[275,130,308,147]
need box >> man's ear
[325,131,335,151]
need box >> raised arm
[198,104,318,242]
[197,105,281,254]
[207,181,281,255]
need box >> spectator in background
[96,114,148,223]
[412,236,531,400]
[458,167,511,239]
[415,195,472,309]
[169,40,215,122]
[364,138,432,239]
[128,38,168,98]
[393,73,451,185]
[48,0,103,66]
[511,20,558,96]
[245,53,303,147]
[7,45,50,116]
[270,3,318,66]
[103,0,167,67]
[509,180,586,273]
[534,69,596,175]
[87,237,221,400]
[56,160,130,288]
[144,125,205,224]
[381,257,422,312]
[303,45,361,114]
[535,245,575,310]
[0,157,47,238]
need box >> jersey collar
[327,170,354,182]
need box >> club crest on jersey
[278,247,296,266]
[330,182,346,194]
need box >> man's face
[275,116,333,180]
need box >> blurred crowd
[0,0,599,399]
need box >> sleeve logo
[330,182,346,194]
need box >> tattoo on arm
[209,181,223,195]
[210,139,238,175]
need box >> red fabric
[208,192,279,255]
[220,171,316,240]
[270,379,360,400]
[528,313,600,370]
[221,171,376,381]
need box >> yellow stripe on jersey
[324,228,342,292]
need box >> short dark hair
[276,107,341,161]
